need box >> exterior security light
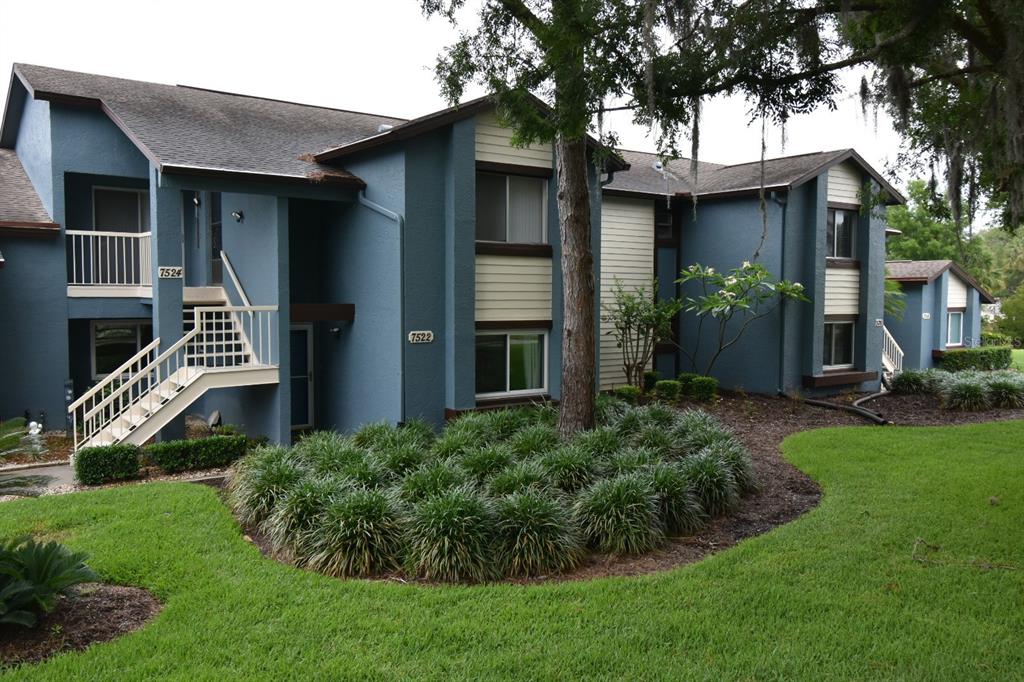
[231,210,244,222]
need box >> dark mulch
[864,392,1024,426]
[0,584,161,668]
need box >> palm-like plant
[0,536,97,627]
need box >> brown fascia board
[789,148,906,205]
[948,261,997,304]
[0,70,28,148]
[0,222,61,237]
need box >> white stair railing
[69,306,277,451]
[66,230,152,286]
[882,325,904,374]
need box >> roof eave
[789,148,906,205]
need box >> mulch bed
[864,392,1024,425]
[0,433,73,468]
[0,584,161,668]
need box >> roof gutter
[357,190,407,424]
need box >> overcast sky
[1,0,906,186]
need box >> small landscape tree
[601,279,682,389]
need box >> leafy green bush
[305,489,406,577]
[691,376,719,402]
[676,372,701,398]
[398,460,467,503]
[643,371,660,393]
[645,463,708,536]
[227,446,306,524]
[458,444,514,481]
[678,450,739,516]
[487,460,548,496]
[982,331,1012,347]
[406,487,496,582]
[941,374,991,410]
[0,536,97,628]
[145,435,247,474]
[508,424,560,458]
[653,380,681,403]
[570,426,622,459]
[494,492,584,577]
[74,444,141,486]
[986,374,1024,409]
[263,476,344,555]
[539,445,599,492]
[940,346,1012,372]
[613,385,642,405]
[573,474,664,555]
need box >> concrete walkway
[2,462,76,492]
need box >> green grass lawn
[1012,348,1024,370]
[2,422,1023,680]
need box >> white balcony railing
[882,325,904,375]
[66,230,152,287]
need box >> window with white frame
[475,331,547,397]
[91,320,153,379]
[475,172,547,244]
[823,321,854,369]
[947,311,964,347]
[826,208,856,259]
[93,187,150,233]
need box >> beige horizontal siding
[824,266,861,316]
[828,162,862,205]
[947,273,968,308]
[475,111,552,168]
[599,197,655,390]
[475,255,552,322]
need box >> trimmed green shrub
[227,446,307,524]
[671,410,732,456]
[74,444,141,486]
[263,475,345,554]
[304,489,406,577]
[406,487,496,582]
[678,450,739,517]
[986,374,1024,409]
[653,380,682,403]
[508,424,560,458]
[487,460,548,496]
[645,463,708,536]
[982,331,1013,347]
[605,447,662,475]
[702,440,757,494]
[570,426,622,459]
[677,372,701,397]
[145,435,247,474]
[940,346,1012,372]
[0,536,97,628]
[458,443,514,481]
[398,460,467,503]
[539,445,599,492]
[942,374,990,411]
[494,492,584,577]
[613,385,642,405]
[691,376,719,402]
[372,443,428,477]
[643,371,660,393]
[573,474,664,555]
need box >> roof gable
[886,259,995,303]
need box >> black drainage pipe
[802,397,892,425]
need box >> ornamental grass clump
[228,446,306,525]
[570,426,623,459]
[672,410,733,456]
[612,407,646,437]
[397,418,436,448]
[295,434,366,477]
[487,460,548,496]
[263,475,346,556]
[645,463,708,536]
[678,450,740,517]
[986,374,1024,408]
[539,445,599,493]
[475,408,532,441]
[632,426,676,458]
[352,421,400,450]
[634,403,678,429]
[443,412,495,446]
[372,443,429,478]
[406,486,496,583]
[458,443,514,482]
[304,489,406,578]
[941,374,990,411]
[431,429,485,459]
[701,439,758,494]
[398,460,467,503]
[573,474,664,555]
[605,447,662,475]
[339,456,391,489]
[494,491,584,577]
[595,394,629,425]
[508,424,560,458]
[891,369,931,394]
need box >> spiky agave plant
[645,463,708,536]
[494,491,584,577]
[303,489,406,578]
[678,450,739,517]
[228,446,307,525]
[573,474,664,555]
[406,486,496,583]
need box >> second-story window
[93,187,149,232]
[476,172,547,244]
[826,207,856,259]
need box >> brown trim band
[601,188,667,201]
[290,303,355,322]
[932,349,946,360]
[824,314,858,322]
[0,222,61,237]
[476,161,552,178]
[947,306,966,312]
[476,320,552,331]
[445,394,557,420]
[475,241,553,257]
[802,370,877,388]
[827,201,861,211]
[826,258,861,270]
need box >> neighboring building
[884,260,996,369]
[600,149,905,394]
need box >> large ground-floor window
[475,331,547,398]
[946,310,964,347]
[823,321,854,370]
[91,320,153,379]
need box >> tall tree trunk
[555,133,596,436]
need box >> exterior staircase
[881,325,904,390]
[68,304,278,451]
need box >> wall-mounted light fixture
[192,195,201,207]
[231,210,244,222]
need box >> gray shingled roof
[604,148,853,198]
[12,64,406,183]
[886,260,952,282]
[0,148,54,226]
